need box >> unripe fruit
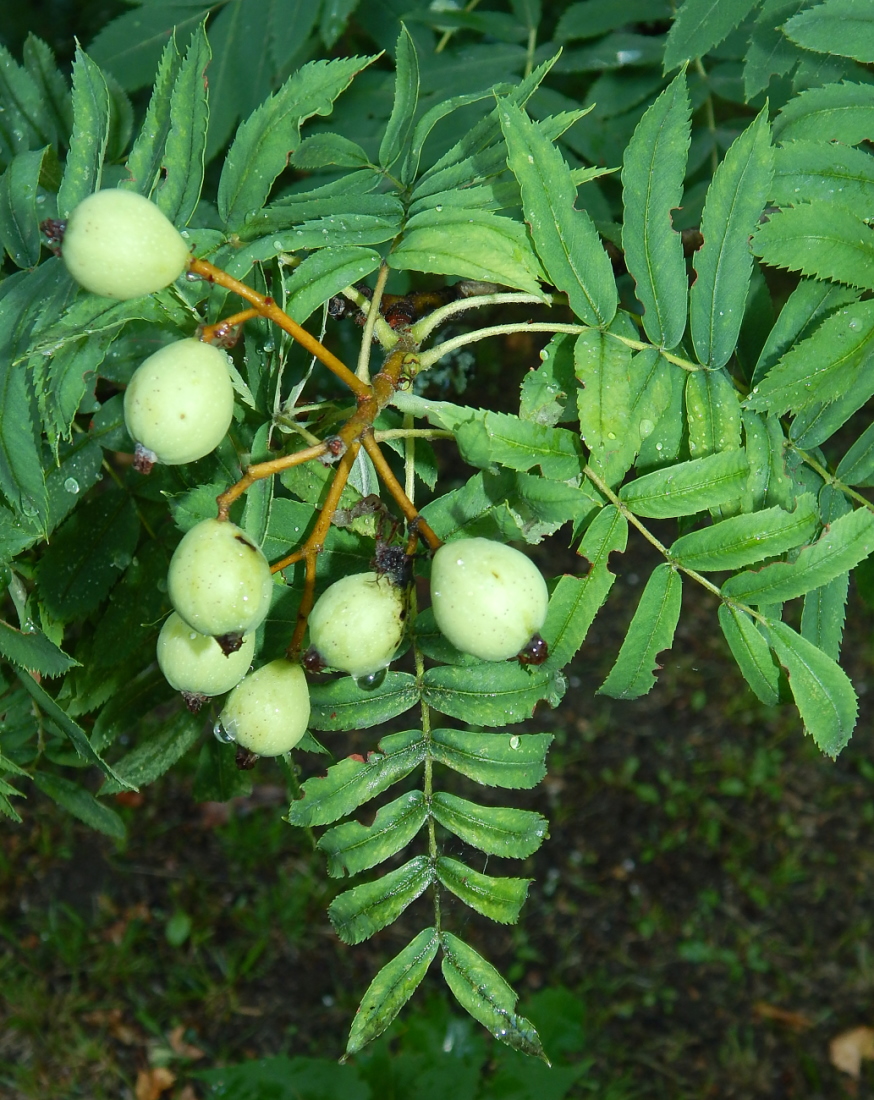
[430,537,548,662]
[308,571,406,678]
[61,189,190,300]
[157,612,255,696]
[168,519,274,640]
[124,339,234,467]
[219,659,310,756]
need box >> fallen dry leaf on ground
[829,1026,874,1078]
[753,1002,814,1032]
[135,1066,176,1100]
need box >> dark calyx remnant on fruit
[517,634,549,666]
[181,690,207,713]
[133,442,157,475]
[40,219,66,253]
[216,631,245,656]
[235,748,260,770]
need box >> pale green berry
[219,660,310,756]
[124,339,235,467]
[61,189,190,300]
[430,537,548,662]
[308,571,406,678]
[168,519,274,640]
[156,612,255,696]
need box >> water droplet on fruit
[63,477,79,494]
[213,720,236,744]
[355,668,387,691]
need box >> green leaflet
[621,71,690,350]
[319,791,428,878]
[16,671,133,788]
[773,81,874,145]
[744,417,787,500]
[151,23,210,226]
[418,468,522,543]
[121,35,183,197]
[100,709,202,795]
[284,247,382,324]
[743,0,807,100]
[431,792,548,858]
[575,327,633,485]
[771,140,874,219]
[440,932,546,1060]
[35,492,140,622]
[754,204,874,291]
[670,494,819,571]
[430,728,553,789]
[308,673,419,731]
[836,421,874,486]
[800,489,852,661]
[57,47,110,217]
[290,132,371,170]
[689,107,774,370]
[328,856,435,945]
[500,101,617,327]
[598,563,682,700]
[379,25,418,175]
[0,621,77,678]
[32,772,125,839]
[422,663,563,726]
[0,39,59,155]
[619,450,750,518]
[767,620,858,757]
[520,332,575,426]
[388,207,546,294]
[784,0,874,65]
[556,0,671,40]
[453,411,584,482]
[345,928,440,1056]
[217,55,376,230]
[722,505,874,604]
[287,730,426,827]
[663,0,761,70]
[685,368,742,458]
[193,739,254,803]
[636,357,686,470]
[543,503,628,671]
[718,604,781,706]
[436,857,531,924]
[0,148,49,268]
[241,422,272,548]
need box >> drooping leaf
[722,505,874,604]
[773,81,874,145]
[621,71,690,349]
[57,47,111,218]
[767,619,857,756]
[689,107,774,370]
[345,928,440,1056]
[431,793,548,858]
[308,672,419,731]
[328,856,435,944]
[784,0,874,65]
[100,710,202,796]
[0,621,77,677]
[430,728,553,789]
[441,932,547,1060]
[32,772,125,839]
[663,0,762,71]
[388,207,546,294]
[0,147,50,268]
[542,504,628,671]
[670,494,819,571]
[217,55,377,230]
[422,663,563,726]
[500,100,617,327]
[287,730,426,827]
[718,604,781,705]
[598,564,683,699]
[436,857,531,923]
[319,791,428,878]
[379,25,418,175]
[619,450,750,518]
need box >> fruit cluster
[54,190,550,759]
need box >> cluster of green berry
[54,188,550,760]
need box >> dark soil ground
[4,526,874,1100]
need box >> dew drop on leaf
[355,668,387,691]
[509,735,521,750]
[63,477,80,494]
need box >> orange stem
[216,442,328,520]
[188,257,370,397]
[361,433,442,551]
